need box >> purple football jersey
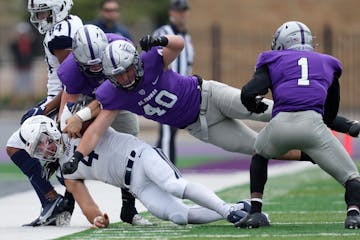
[96,47,201,128]
[58,33,131,97]
[256,50,342,117]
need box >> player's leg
[139,147,246,222]
[156,124,178,164]
[302,116,360,229]
[112,110,139,136]
[204,80,272,122]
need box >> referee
[154,0,194,164]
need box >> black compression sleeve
[241,65,271,112]
[323,74,340,124]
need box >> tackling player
[19,114,251,227]
[238,21,360,229]
[62,35,359,175]
[5,0,83,226]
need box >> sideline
[0,162,314,240]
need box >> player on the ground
[237,21,360,229]
[57,24,150,225]
[19,114,251,228]
[5,0,83,226]
[62,34,360,174]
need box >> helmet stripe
[109,43,118,69]
[84,26,96,60]
[296,22,305,45]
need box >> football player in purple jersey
[62,32,359,176]
[237,21,360,229]
[57,24,150,225]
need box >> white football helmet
[20,115,64,162]
[72,24,108,78]
[271,21,313,51]
[102,40,144,89]
[27,0,74,34]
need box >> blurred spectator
[154,0,194,165]
[89,0,132,40]
[9,22,36,105]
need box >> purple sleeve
[95,80,119,110]
[255,51,271,69]
[106,33,134,45]
[57,53,86,94]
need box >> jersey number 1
[297,57,310,86]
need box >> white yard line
[0,162,314,240]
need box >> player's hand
[20,106,45,124]
[253,96,268,113]
[255,102,269,113]
[139,35,168,52]
[62,151,83,174]
[92,213,109,228]
[63,115,83,138]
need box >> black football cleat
[345,215,360,229]
[234,212,270,228]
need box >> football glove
[139,35,168,52]
[62,151,83,174]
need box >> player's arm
[58,90,81,123]
[62,109,118,174]
[139,34,184,67]
[63,100,102,138]
[161,35,184,67]
[241,65,271,113]
[64,179,109,228]
[323,73,340,124]
[20,90,64,124]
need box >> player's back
[256,50,342,117]
[43,14,83,96]
[59,128,146,187]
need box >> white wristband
[75,107,91,122]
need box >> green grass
[0,163,26,180]
[55,165,360,240]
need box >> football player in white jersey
[5,0,83,226]
[19,112,252,228]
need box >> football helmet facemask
[27,0,73,34]
[72,24,108,79]
[20,115,64,162]
[102,40,144,90]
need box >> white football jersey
[43,15,83,96]
[58,128,148,188]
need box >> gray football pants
[255,110,359,185]
[111,110,139,137]
[186,80,273,155]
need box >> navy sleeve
[48,36,72,54]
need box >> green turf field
[55,164,360,240]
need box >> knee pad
[162,178,188,198]
[345,178,360,208]
[169,211,188,225]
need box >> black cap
[169,0,189,10]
